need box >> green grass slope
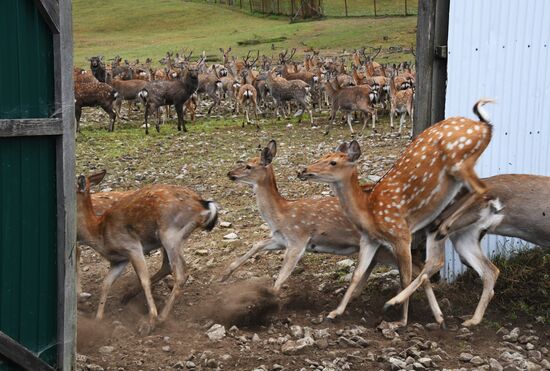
[73,0,416,66]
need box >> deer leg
[175,103,186,132]
[103,105,116,132]
[451,231,499,327]
[157,223,198,322]
[390,106,395,130]
[385,232,446,326]
[121,249,171,304]
[346,113,355,134]
[143,105,150,135]
[96,261,128,321]
[76,246,82,295]
[399,112,406,134]
[389,235,413,327]
[128,249,158,334]
[75,106,82,132]
[273,241,308,293]
[220,239,282,282]
[328,236,380,320]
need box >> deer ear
[88,170,107,186]
[260,146,274,166]
[335,142,349,153]
[266,140,277,159]
[347,140,361,162]
[77,175,87,193]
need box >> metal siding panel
[0,0,54,119]
[443,0,550,280]
[0,137,58,369]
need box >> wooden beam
[55,1,77,370]
[0,331,55,371]
[0,118,63,137]
[33,0,60,34]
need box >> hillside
[73,0,417,66]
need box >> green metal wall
[0,0,55,119]
[0,0,58,369]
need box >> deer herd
[76,48,550,337]
[74,47,415,135]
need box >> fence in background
[195,0,417,19]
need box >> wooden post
[249,0,252,12]
[405,0,408,15]
[291,0,294,17]
[344,0,348,17]
[240,0,242,8]
[373,0,377,17]
[413,0,450,137]
[277,0,280,14]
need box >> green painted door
[0,0,58,369]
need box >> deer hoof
[137,318,155,336]
[383,302,394,312]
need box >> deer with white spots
[298,99,494,327]
[386,173,550,327]
[221,141,444,316]
[76,170,218,334]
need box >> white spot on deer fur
[384,217,393,223]
[460,118,465,122]
[459,136,466,142]
[446,132,453,137]
[466,138,472,145]
[475,125,480,131]
[458,143,465,149]
[421,155,426,160]
[467,128,473,134]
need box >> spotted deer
[76,170,218,334]
[221,140,443,316]
[387,173,550,327]
[389,74,414,135]
[299,99,495,327]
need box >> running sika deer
[388,173,550,327]
[299,100,494,326]
[76,170,218,334]
[221,141,442,314]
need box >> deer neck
[331,168,374,233]
[76,193,104,251]
[254,166,288,226]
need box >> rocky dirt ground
[75,105,549,371]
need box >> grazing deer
[387,173,550,327]
[298,100,494,326]
[76,170,218,334]
[221,141,443,318]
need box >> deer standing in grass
[221,141,445,319]
[299,100,494,327]
[389,73,414,135]
[76,170,218,334]
[387,173,550,327]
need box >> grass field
[73,0,416,67]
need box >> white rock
[220,221,232,228]
[223,232,238,240]
[206,324,226,341]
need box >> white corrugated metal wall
[443,0,550,280]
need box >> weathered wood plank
[33,0,60,34]
[413,0,450,137]
[413,0,436,137]
[0,331,55,371]
[0,118,63,137]
[55,0,77,370]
